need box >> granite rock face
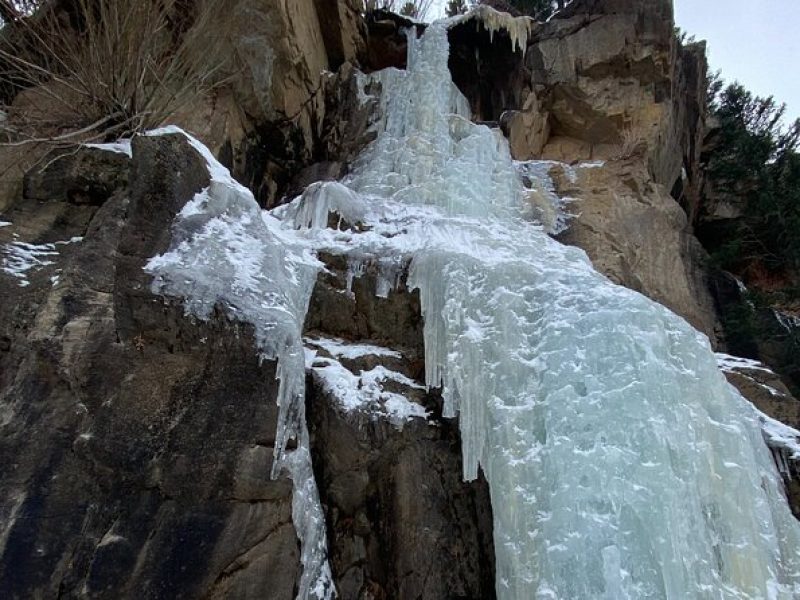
[2,1,800,598]
[551,157,718,339]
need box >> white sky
[675,0,800,122]
[429,0,800,122]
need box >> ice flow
[288,18,800,599]
[145,13,800,600]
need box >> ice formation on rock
[304,345,429,427]
[280,18,800,600]
[716,353,800,479]
[2,237,82,287]
[144,11,800,600]
[143,128,334,600]
[451,5,532,55]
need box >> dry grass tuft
[0,0,230,147]
[616,124,648,159]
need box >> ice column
[312,17,800,600]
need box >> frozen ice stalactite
[290,181,367,230]
[281,20,800,599]
[143,128,334,600]
[515,160,576,234]
[450,6,533,55]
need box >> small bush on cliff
[0,0,228,145]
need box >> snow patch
[1,238,80,287]
[716,352,775,374]
[305,336,402,360]
[84,140,132,157]
[758,410,800,462]
[307,351,428,427]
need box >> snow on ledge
[305,336,402,360]
[716,352,774,374]
[305,346,428,428]
[758,410,800,461]
[718,352,800,472]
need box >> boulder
[23,146,130,205]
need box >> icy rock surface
[143,128,333,600]
[280,19,800,600]
[304,342,429,428]
[716,353,800,477]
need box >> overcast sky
[675,0,800,122]
[428,0,800,122]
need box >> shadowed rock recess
[1,0,800,599]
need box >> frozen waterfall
[145,12,800,600]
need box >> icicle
[375,256,406,298]
[345,259,366,296]
[287,181,368,230]
[449,6,533,56]
[143,128,335,600]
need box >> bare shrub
[365,0,435,20]
[617,124,648,159]
[0,0,230,146]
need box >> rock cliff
[2,0,800,598]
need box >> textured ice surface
[143,128,333,600]
[278,20,800,599]
[515,160,576,234]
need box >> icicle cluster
[451,6,533,55]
